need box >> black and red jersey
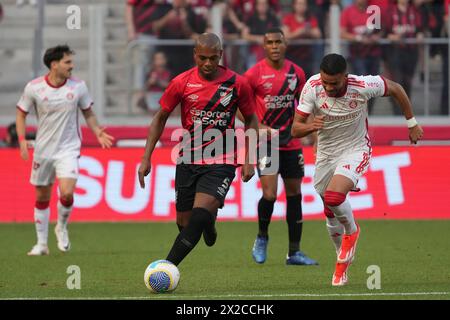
[244,59,306,150]
[160,66,255,164]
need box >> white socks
[328,199,357,235]
[57,201,72,229]
[326,217,344,253]
[34,206,49,246]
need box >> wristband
[406,117,418,128]
[18,135,26,142]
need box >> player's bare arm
[138,109,171,188]
[15,108,29,161]
[384,78,424,144]
[291,113,324,138]
[81,108,114,149]
[241,113,259,182]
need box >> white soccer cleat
[55,225,71,252]
[27,244,49,256]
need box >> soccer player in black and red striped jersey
[138,33,259,266]
[243,28,318,265]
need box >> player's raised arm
[81,108,114,149]
[383,78,424,144]
[138,109,171,188]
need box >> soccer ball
[144,260,180,293]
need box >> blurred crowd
[126,0,450,116]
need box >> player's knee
[324,190,346,207]
[59,194,74,207]
[35,200,50,210]
[190,207,214,230]
[262,191,277,202]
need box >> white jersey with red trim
[17,75,93,159]
[297,73,387,159]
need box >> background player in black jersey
[242,28,318,265]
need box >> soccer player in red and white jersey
[292,54,424,286]
[16,45,114,256]
[138,33,259,266]
[243,28,318,266]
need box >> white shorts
[30,156,79,186]
[314,150,371,197]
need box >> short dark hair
[265,27,284,36]
[43,45,74,69]
[320,53,347,75]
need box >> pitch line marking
[2,291,449,300]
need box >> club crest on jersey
[349,100,358,109]
[33,161,40,170]
[288,78,297,91]
[220,91,234,106]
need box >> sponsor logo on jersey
[262,74,275,79]
[320,102,330,109]
[263,82,272,90]
[264,94,295,109]
[188,94,199,101]
[190,108,231,126]
[187,83,202,88]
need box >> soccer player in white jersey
[16,45,114,256]
[291,54,424,286]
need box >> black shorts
[175,164,236,212]
[257,148,305,179]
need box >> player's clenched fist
[241,163,255,182]
[310,115,325,131]
[409,125,424,144]
[138,158,151,188]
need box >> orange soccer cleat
[332,261,351,286]
[337,224,360,263]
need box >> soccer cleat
[332,261,351,286]
[286,251,319,266]
[27,244,49,256]
[337,224,360,263]
[55,225,71,252]
[252,235,268,264]
[203,225,217,247]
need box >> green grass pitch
[0,220,449,300]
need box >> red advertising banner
[1,146,449,222]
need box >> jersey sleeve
[236,77,255,117]
[17,83,35,113]
[78,81,94,110]
[159,77,183,113]
[361,75,388,99]
[296,80,315,117]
